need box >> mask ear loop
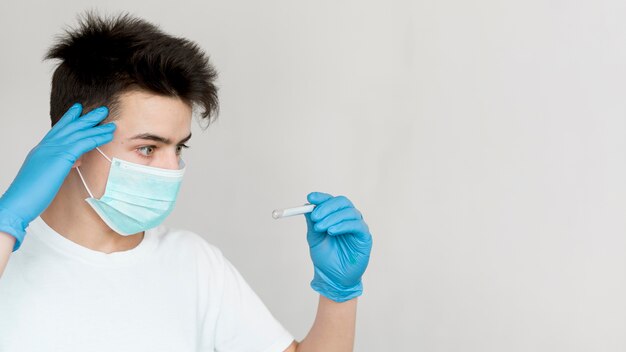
[95,146,112,162]
[75,167,95,198]
[75,147,112,198]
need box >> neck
[40,168,144,254]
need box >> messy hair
[43,9,220,129]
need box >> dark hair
[43,9,219,129]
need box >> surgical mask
[75,147,186,235]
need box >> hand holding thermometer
[273,192,373,303]
[272,203,316,219]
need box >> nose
[164,156,182,170]
[155,153,182,170]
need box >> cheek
[78,161,111,198]
[112,142,141,159]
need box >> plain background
[1,1,625,351]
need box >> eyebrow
[128,132,192,145]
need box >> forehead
[114,89,192,137]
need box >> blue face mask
[75,147,186,235]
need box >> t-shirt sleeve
[214,253,295,352]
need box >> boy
[0,10,372,351]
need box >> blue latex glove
[0,103,115,251]
[304,192,373,302]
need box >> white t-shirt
[0,216,295,352]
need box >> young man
[0,10,372,352]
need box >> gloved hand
[0,103,116,251]
[304,192,373,302]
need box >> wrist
[310,270,363,303]
[0,207,26,252]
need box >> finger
[327,219,372,243]
[62,123,116,145]
[45,103,83,140]
[307,192,333,205]
[314,207,362,232]
[305,212,326,247]
[54,106,110,140]
[68,132,115,156]
[310,195,354,222]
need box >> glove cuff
[310,269,363,303]
[0,206,27,252]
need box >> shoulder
[152,223,227,270]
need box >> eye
[137,146,155,158]
[176,144,190,155]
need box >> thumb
[307,191,333,205]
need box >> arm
[282,192,372,352]
[0,231,15,278]
[0,103,115,275]
[288,295,357,352]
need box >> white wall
[1,1,625,350]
